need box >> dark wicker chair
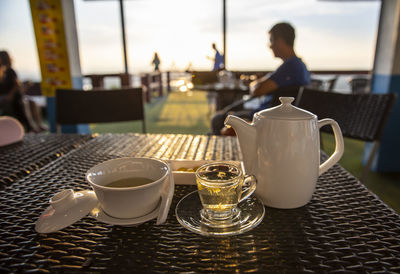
[269,86,303,107]
[297,88,397,181]
[213,86,301,136]
[56,88,146,133]
[215,88,250,111]
[220,86,302,114]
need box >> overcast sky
[0,0,381,81]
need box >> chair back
[56,88,146,132]
[308,78,324,90]
[215,88,249,111]
[220,86,301,114]
[297,88,396,142]
[269,86,302,107]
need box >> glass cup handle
[239,175,257,203]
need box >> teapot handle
[318,119,344,176]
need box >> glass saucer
[175,191,265,236]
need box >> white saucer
[90,199,161,226]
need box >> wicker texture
[0,134,399,273]
[297,89,397,141]
[0,133,92,188]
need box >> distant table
[0,134,399,272]
[195,84,249,110]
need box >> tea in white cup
[86,157,170,219]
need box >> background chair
[297,88,397,181]
[308,78,324,90]
[221,86,302,114]
[216,86,302,136]
[214,88,250,111]
[349,76,370,94]
[56,88,146,133]
[269,86,303,107]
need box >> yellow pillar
[29,0,88,133]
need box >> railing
[29,70,372,100]
[189,70,370,92]
[83,72,169,103]
[84,73,131,89]
[309,70,370,93]
[140,73,164,102]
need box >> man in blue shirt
[249,22,310,102]
[211,22,310,135]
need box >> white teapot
[225,97,344,209]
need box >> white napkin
[0,116,25,147]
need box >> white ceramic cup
[86,157,169,219]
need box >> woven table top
[0,134,399,273]
[0,133,93,188]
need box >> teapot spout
[225,115,257,175]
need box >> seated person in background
[0,50,47,132]
[211,22,311,135]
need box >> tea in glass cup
[196,163,256,227]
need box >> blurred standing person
[151,52,161,72]
[0,50,46,132]
[208,43,224,71]
[206,43,225,114]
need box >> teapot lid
[254,97,316,120]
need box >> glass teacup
[195,162,256,228]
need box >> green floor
[91,91,400,213]
[91,91,211,135]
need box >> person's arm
[250,76,278,97]
[6,83,19,100]
[0,65,5,79]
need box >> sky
[0,0,381,81]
